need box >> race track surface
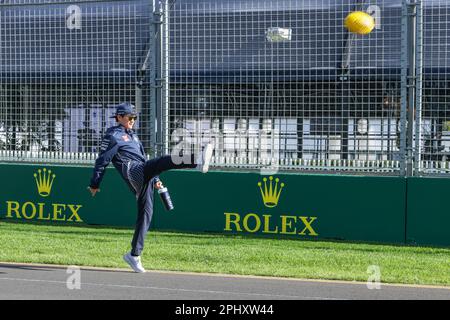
[0,263,448,300]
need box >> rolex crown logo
[258,176,285,208]
[34,168,56,197]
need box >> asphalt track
[0,262,448,300]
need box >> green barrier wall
[154,171,407,244]
[406,177,450,246]
[0,163,408,245]
[0,164,138,227]
[1,163,449,246]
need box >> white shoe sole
[123,254,145,273]
[201,144,213,173]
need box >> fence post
[400,0,408,176]
[161,0,170,156]
[150,0,163,158]
[400,0,419,177]
[413,0,423,176]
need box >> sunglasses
[123,115,137,121]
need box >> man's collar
[117,124,134,134]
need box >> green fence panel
[406,177,450,246]
[153,170,407,244]
[0,164,137,227]
[0,163,409,245]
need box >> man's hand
[87,186,100,197]
[154,180,163,190]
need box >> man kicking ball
[88,102,212,273]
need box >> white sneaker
[196,143,213,173]
[123,252,145,273]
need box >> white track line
[0,277,342,300]
[1,261,449,290]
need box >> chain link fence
[0,0,449,177]
[163,0,407,174]
[418,0,450,175]
[0,0,153,164]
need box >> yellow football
[344,11,375,35]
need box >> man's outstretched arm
[88,134,119,195]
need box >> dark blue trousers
[130,155,196,256]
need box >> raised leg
[143,154,196,182]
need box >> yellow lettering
[224,213,242,231]
[21,202,37,220]
[67,205,83,222]
[5,202,85,223]
[52,204,66,221]
[242,213,261,233]
[298,216,318,236]
[280,215,297,234]
[6,201,20,218]
[262,215,278,234]
[37,203,51,220]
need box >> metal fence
[0,0,154,164]
[418,0,450,175]
[163,0,406,174]
[0,0,449,177]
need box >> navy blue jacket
[90,125,147,189]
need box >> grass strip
[0,220,449,286]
